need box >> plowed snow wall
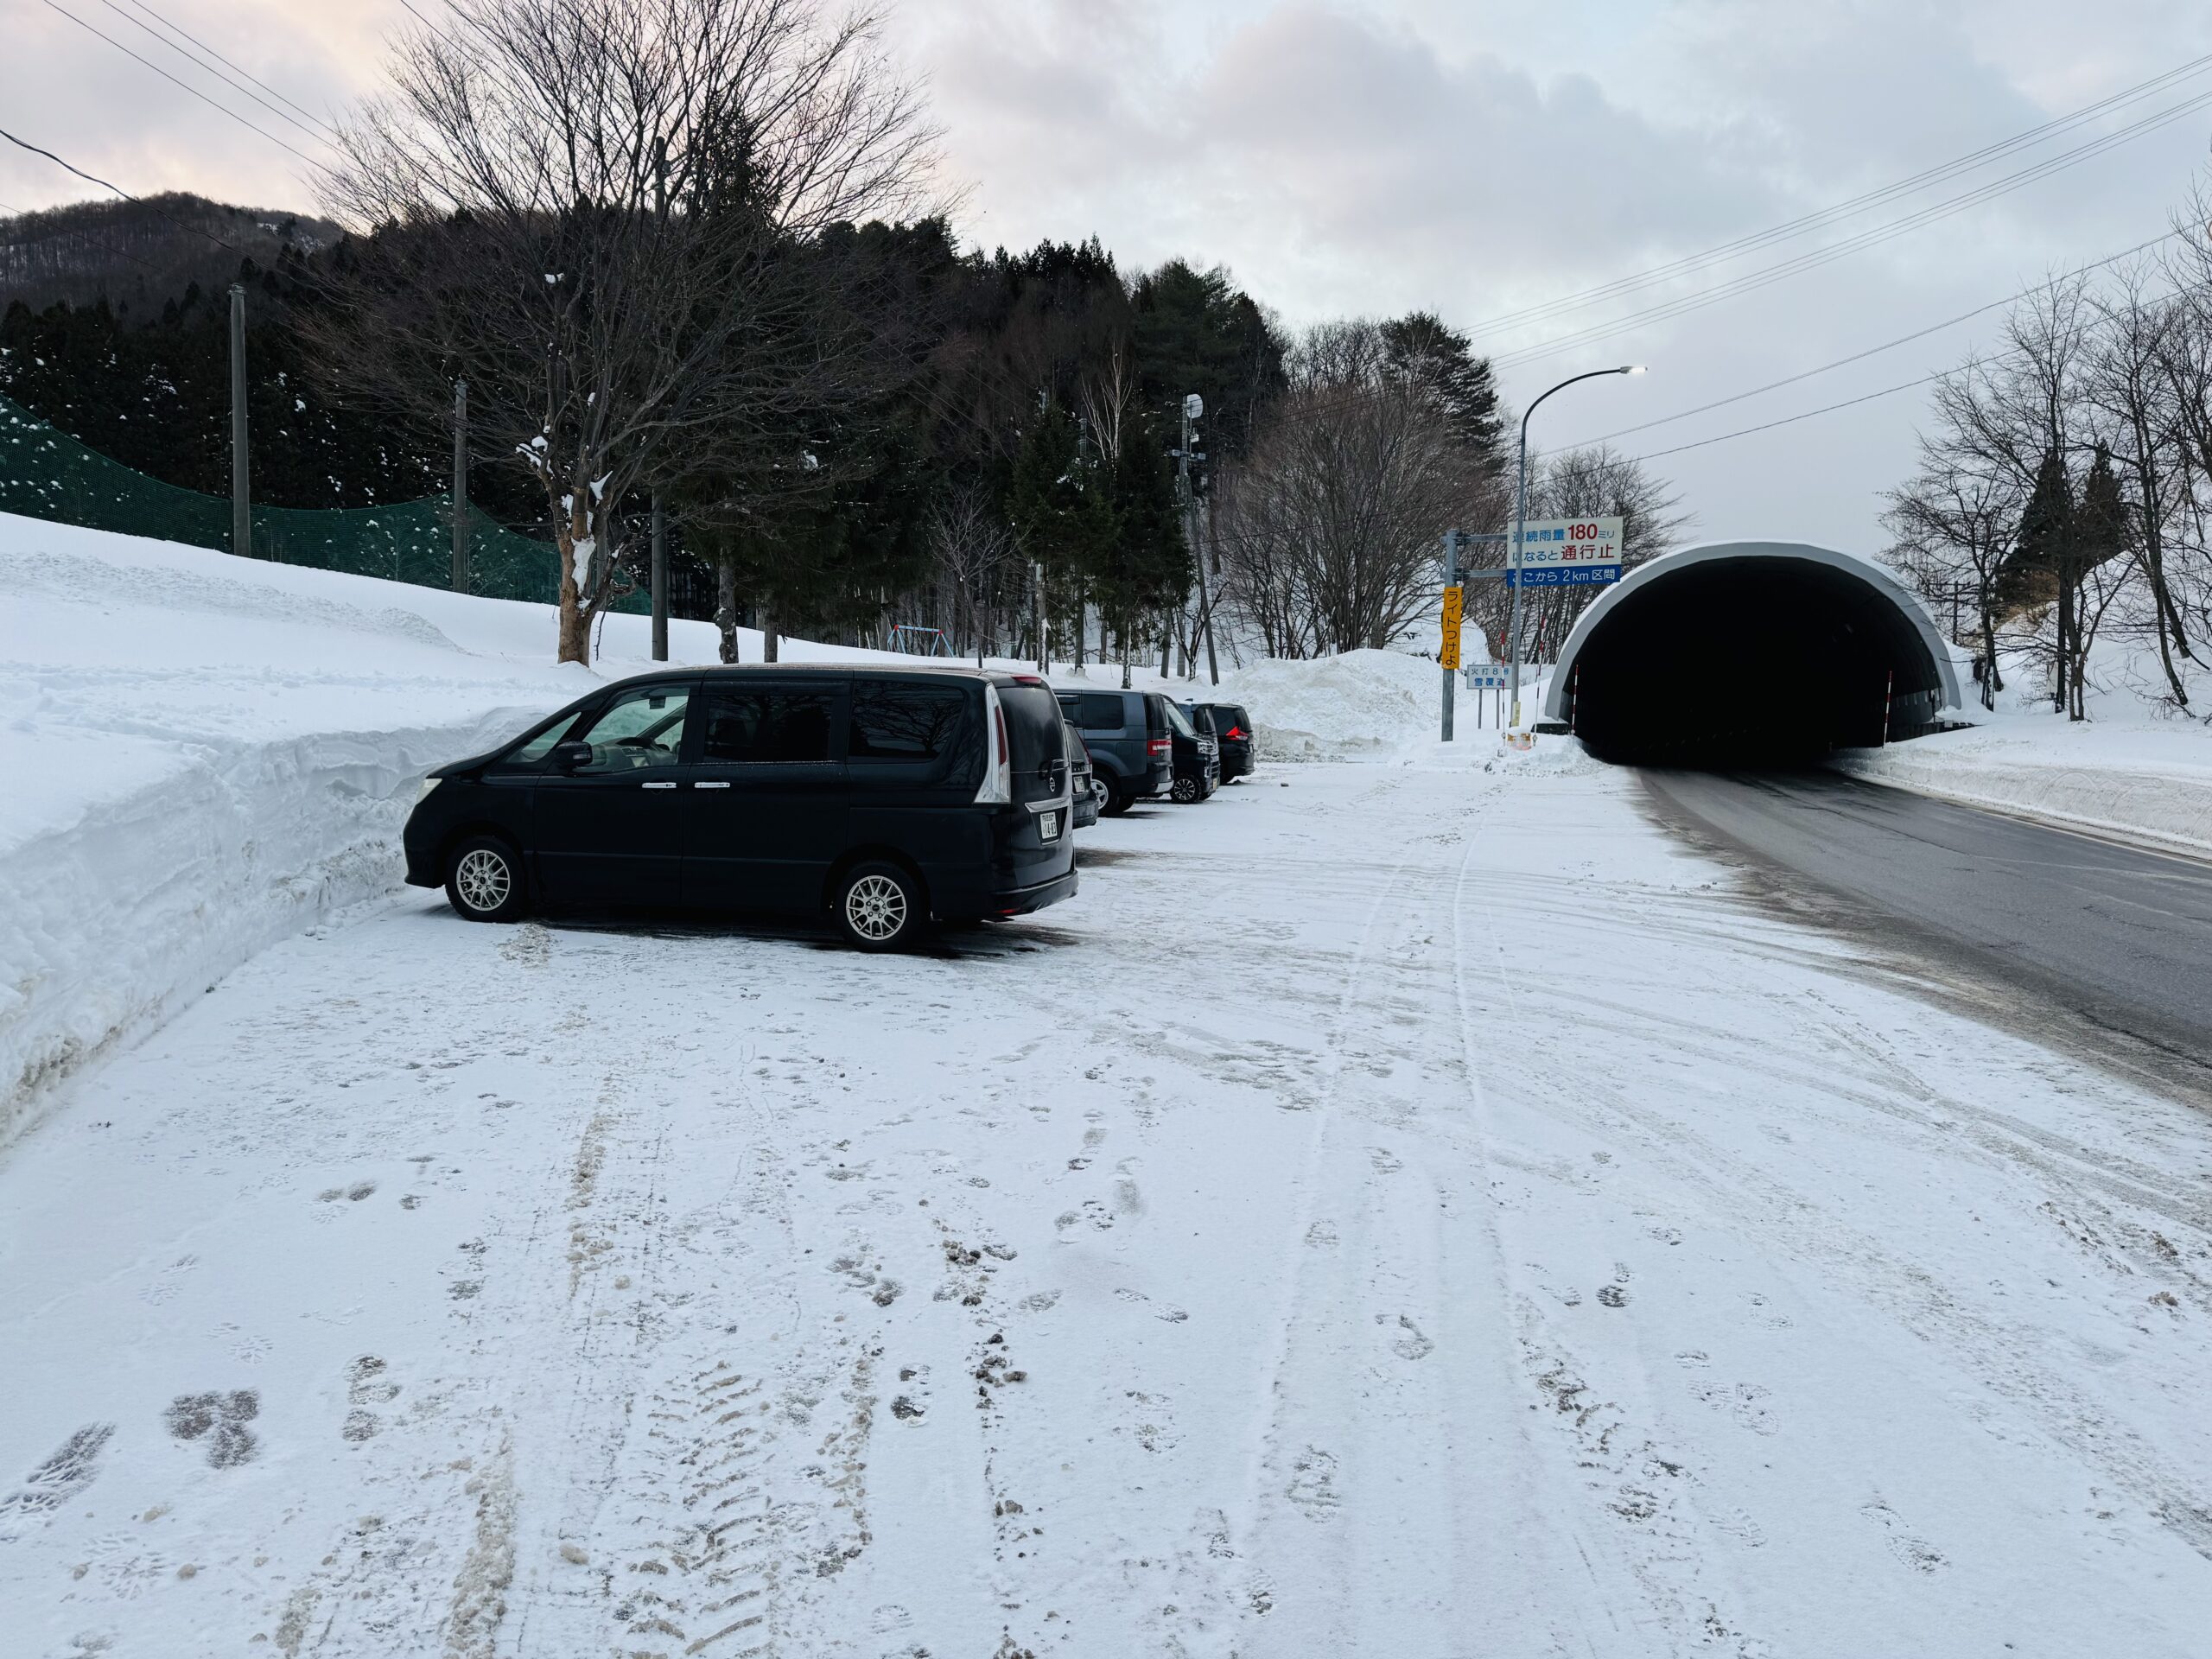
[0,712,531,1153]
[1832,747,2212,857]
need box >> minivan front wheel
[836,861,924,951]
[1171,775,1205,804]
[446,836,528,922]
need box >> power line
[89,0,338,149]
[1626,372,1943,462]
[0,125,245,253]
[39,0,323,168]
[118,0,335,137]
[1576,228,2182,447]
[1489,83,2212,372]
[1465,48,2212,342]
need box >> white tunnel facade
[1540,541,1963,765]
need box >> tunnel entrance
[1543,542,1961,767]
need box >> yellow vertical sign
[1439,584,1465,671]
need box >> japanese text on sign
[1511,516,1624,571]
[1439,584,1464,671]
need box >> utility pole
[650,493,669,661]
[1440,529,1459,741]
[228,283,251,558]
[1179,392,1218,685]
[451,379,470,593]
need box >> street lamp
[1507,364,1646,728]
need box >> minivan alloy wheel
[455,848,512,912]
[844,873,908,942]
[444,834,529,923]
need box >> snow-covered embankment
[1834,736,2212,857]
[0,520,635,1149]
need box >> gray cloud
[7,0,2212,550]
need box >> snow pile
[1213,647,1444,760]
[1400,728,1600,776]
[1837,634,2212,856]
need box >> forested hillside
[0,193,340,314]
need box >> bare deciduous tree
[308,0,937,662]
[1215,320,1495,656]
[927,481,1016,666]
[1883,447,2021,709]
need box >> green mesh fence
[0,391,645,611]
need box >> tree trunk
[715,550,741,664]
[2054,574,2072,715]
[1979,605,1999,711]
[761,602,780,663]
[555,495,596,665]
[556,557,590,664]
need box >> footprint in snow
[165,1390,259,1468]
[0,1425,116,1540]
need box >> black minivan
[403,665,1076,950]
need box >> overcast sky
[5,0,2212,549]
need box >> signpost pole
[1440,529,1460,742]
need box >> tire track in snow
[1230,774,1511,1655]
[1452,835,1770,1656]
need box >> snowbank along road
[4,757,2212,1656]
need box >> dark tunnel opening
[1560,556,1950,767]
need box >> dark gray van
[403,664,1075,950]
[1053,687,1177,815]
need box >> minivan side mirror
[551,740,594,772]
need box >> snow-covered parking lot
[6,752,2212,1656]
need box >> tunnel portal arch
[1541,541,1963,766]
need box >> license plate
[1039,810,1060,841]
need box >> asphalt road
[1639,768,2212,1093]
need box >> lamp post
[1508,364,1646,728]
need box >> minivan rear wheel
[836,861,925,951]
[1102,782,1135,817]
[446,835,528,922]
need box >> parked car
[1053,688,1177,814]
[1187,701,1255,780]
[1166,700,1219,804]
[402,664,1077,950]
[1066,721,1102,830]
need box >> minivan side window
[849,682,972,760]
[1075,693,1123,730]
[565,685,694,773]
[701,687,836,763]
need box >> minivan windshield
[1161,700,1197,739]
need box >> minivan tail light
[975,684,1013,804]
[1147,736,1171,758]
